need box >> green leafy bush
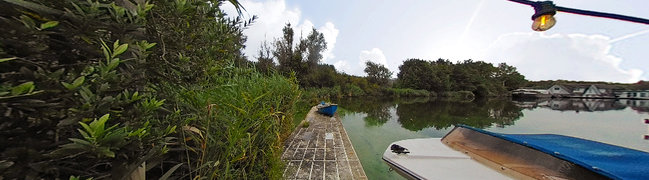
[1,0,297,179]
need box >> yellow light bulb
[531,14,556,31]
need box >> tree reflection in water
[337,97,523,131]
[338,97,399,127]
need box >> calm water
[336,97,649,180]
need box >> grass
[176,68,301,179]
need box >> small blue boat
[316,102,338,116]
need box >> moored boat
[383,125,649,180]
[316,102,338,116]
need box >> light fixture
[530,1,557,31]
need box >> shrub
[386,88,431,97]
[0,0,297,179]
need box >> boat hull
[317,104,337,116]
[382,138,512,180]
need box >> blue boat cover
[458,125,649,180]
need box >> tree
[305,28,327,68]
[274,23,298,75]
[495,63,527,91]
[273,23,329,87]
[396,58,527,96]
[397,59,434,91]
[255,40,275,74]
[429,59,453,92]
[364,61,392,87]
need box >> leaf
[107,58,120,70]
[113,40,120,50]
[158,163,183,180]
[182,126,203,138]
[0,57,17,63]
[98,147,115,158]
[39,21,59,30]
[3,0,63,15]
[72,76,85,88]
[79,122,94,137]
[77,128,90,139]
[100,39,111,61]
[145,42,157,50]
[62,76,84,90]
[11,81,35,95]
[69,138,93,147]
[18,15,36,28]
[113,44,128,57]
[79,87,94,102]
[92,114,110,135]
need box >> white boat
[383,125,649,180]
[383,138,512,180]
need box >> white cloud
[359,48,387,66]
[318,22,339,63]
[486,32,642,83]
[357,48,387,76]
[333,60,350,73]
[223,0,338,64]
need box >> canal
[336,97,649,180]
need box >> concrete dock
[282,106,367,180]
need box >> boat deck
[281,106,367,180]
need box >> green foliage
[1,0,297,179]
[396,58,527,97]
[386,88,431,97]
[179,68,301,179]
[364,61,393,87]
[396,59,435,91]
[52,114,145,159]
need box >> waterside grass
[176,68,301,179]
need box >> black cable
[556,6,649,25]
[507,0,535,6]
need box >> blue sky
[225,0,649,83]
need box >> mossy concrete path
[282,106,367,180]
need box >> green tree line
[396,58,527,97]
[255,23,528,99]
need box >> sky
[223,0,649,83]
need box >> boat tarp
[457,125,649,180]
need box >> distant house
[615,90,649,99]
[547,84,615,98]
[548,85,572,96]
[514,84,649,100]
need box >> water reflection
[338,97,523,131]
[513,98,649,114]
[396,98,523,130]
[338,97,398,127]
